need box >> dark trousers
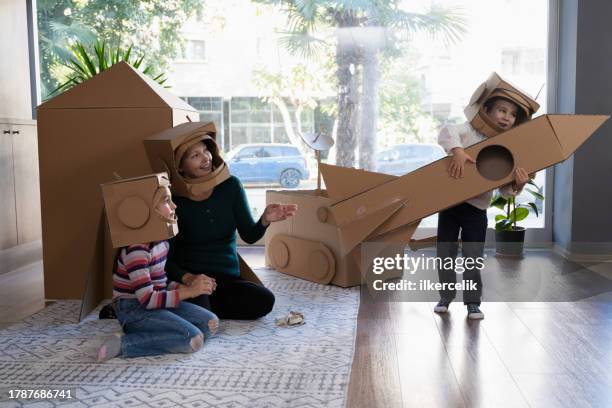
[436,202,487,305]
[186,272,275,320]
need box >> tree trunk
[271,96,314,162]
[360,46,380,171]
[334,29,360,168]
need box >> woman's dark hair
[202,137,224,168]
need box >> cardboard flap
[320,163,396,204]
[39,62,194,111]
[337,202,404,256]
[547,115,609,159]
[238,253,263,286]
[368,220,421,244]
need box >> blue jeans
[113,298,218,358]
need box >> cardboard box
[37,62,198,314]
[144,122,262,286]
[100,173,178,248]
[322,114,609,256]
[265,173,417,287]
[465,72,540,138]
[82,173,179,320]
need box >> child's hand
[448,147,475,179]
[183,273,216,289]
[192,274,216,292]
[182,273,197,286]
[512,168,532,191]
[189,276,216,296]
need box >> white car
[376,143,447,176]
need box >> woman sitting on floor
[166,134,297,319]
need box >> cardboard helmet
[101,173,178,248]
[465,72,540,138]
[144,122,230,200]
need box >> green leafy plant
[491,180,545,231]
[50,40,168,97]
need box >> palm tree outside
[254,0,466,169]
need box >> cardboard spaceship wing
[322,114,609,256]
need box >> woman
[165,135,297,319]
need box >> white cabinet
[0,119,40,249]
[0,125,18,249]
[0,0,33,119]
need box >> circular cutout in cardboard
[308,250,330,280]
[476,145,514,181]
[118,196,150,229]
[271,240,290,268]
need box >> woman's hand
[261,203,298,226]
[448,147,475,179]
[512,168,533,192]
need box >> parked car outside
[225,143,310,188]
[376,143,447,176]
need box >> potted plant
[490,179,544,256]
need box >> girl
[97,184,218,362]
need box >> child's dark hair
[484,96,526,124]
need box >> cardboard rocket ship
[265,114,608,287]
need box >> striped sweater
[113,241,180,309]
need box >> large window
[36,0,550,233]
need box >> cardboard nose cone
[547,114,610,159]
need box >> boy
[435,78,537,320]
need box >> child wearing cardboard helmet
[465,72,539,138]
[164,133,297,320]
[434,73,537,320]
[96,173,219,362]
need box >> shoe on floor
[434,300,451,313]
[466,303,484,320]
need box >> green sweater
[166,176,267,282]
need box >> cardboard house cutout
[101,173,178,248]
[37,62,198,318]
[144,122,262,286]
[265,114,608,287]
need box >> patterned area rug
[0,269,360,407]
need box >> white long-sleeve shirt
[438,122,519,210]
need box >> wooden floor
[3,245,612,407]
[240,248,612,408]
